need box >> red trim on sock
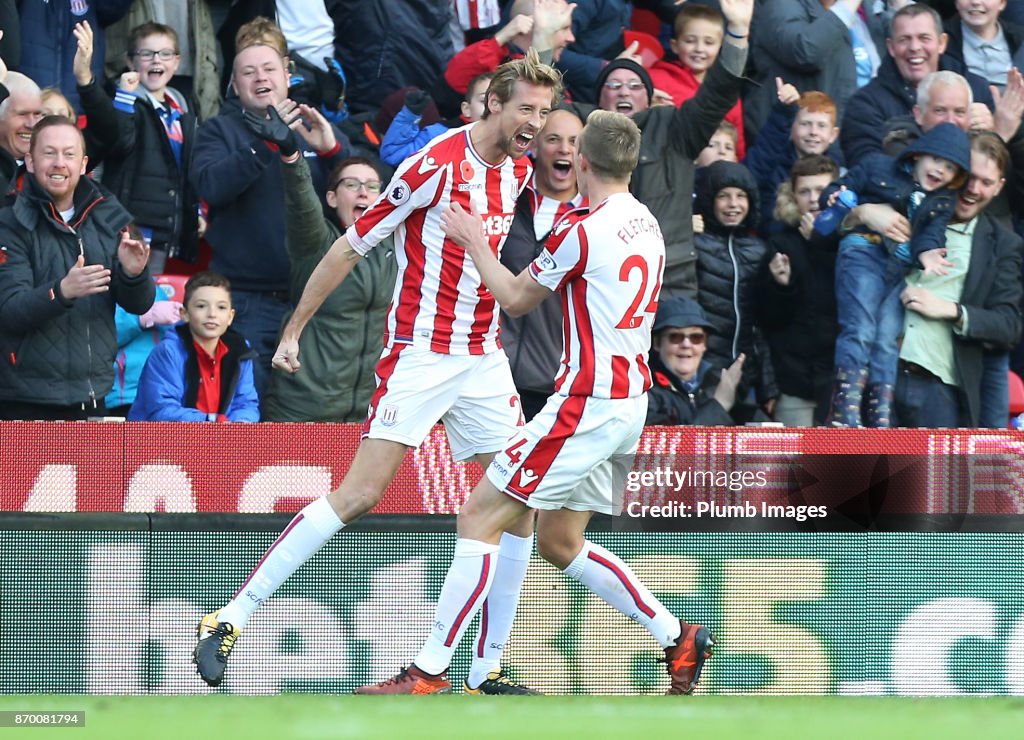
[587,549,656,618]
[231,513,306,599]
[445,553,492,647]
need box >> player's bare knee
[535,530,580,570]
[326,483,386,523]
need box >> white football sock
[563,541,681,648]
[217,497,343,629]
[414,538,500,676]
[467,532,533,688]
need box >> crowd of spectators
[0,0,1020,429]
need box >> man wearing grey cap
[593,0,754,299]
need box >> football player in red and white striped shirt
[360,111,715,696]
[193,51,562,696]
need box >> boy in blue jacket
[129,271,259,422]
[822,121,970,427]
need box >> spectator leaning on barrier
[129,270,259,422]
[262,155,397,423]
[0,115,155,420]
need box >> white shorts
[363,344,522,461]
[486,394,647,514]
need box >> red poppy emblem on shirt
[654,372,671,387]
[460,160,475,181]
[0,247,7,266]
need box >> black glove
[405,89,432,116]
[243,105,299,157]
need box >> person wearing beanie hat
[818,120,971,429]
[646,297,747,426]
[595,58,654,116]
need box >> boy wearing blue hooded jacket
[821,121,970,428]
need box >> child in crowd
[745,82,841,234]
[129,271,259,422]
[694,160,778,420]
[105,283,182,416]
[695,120,739,169]
[40,88,76,122]
[822,122,970,427]
[756,154,842,426]
[74,20,200,274]
[650,3,746,158]
[694,120,739,234]
[380,72,493,166]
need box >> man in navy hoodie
[190,42,351,401]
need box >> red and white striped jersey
[451,0,501,30]
[529,192,665,398]
[347,124,531,355]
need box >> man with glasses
[73,21,200,274]
[262,157,396,422]
[646,297,746,425]
[190,40,351,403]
[591,0,754,301]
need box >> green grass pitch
[1,695,1022,740]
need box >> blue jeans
[834,235,906,386]
[230,290,293,405]
[979,350,1010,428]
[895,370,961,428]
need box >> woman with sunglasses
[646,297,746,426]
[262,156,397,422]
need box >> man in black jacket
[592,0,754,299]
[500,107,585,421]
[0,116,155,419]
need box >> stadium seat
[1008,370,1024,426]
[154,273,189,302]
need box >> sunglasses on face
[663,330,706,345]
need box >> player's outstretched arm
[273,234,363,374]
[441,203,551,317]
